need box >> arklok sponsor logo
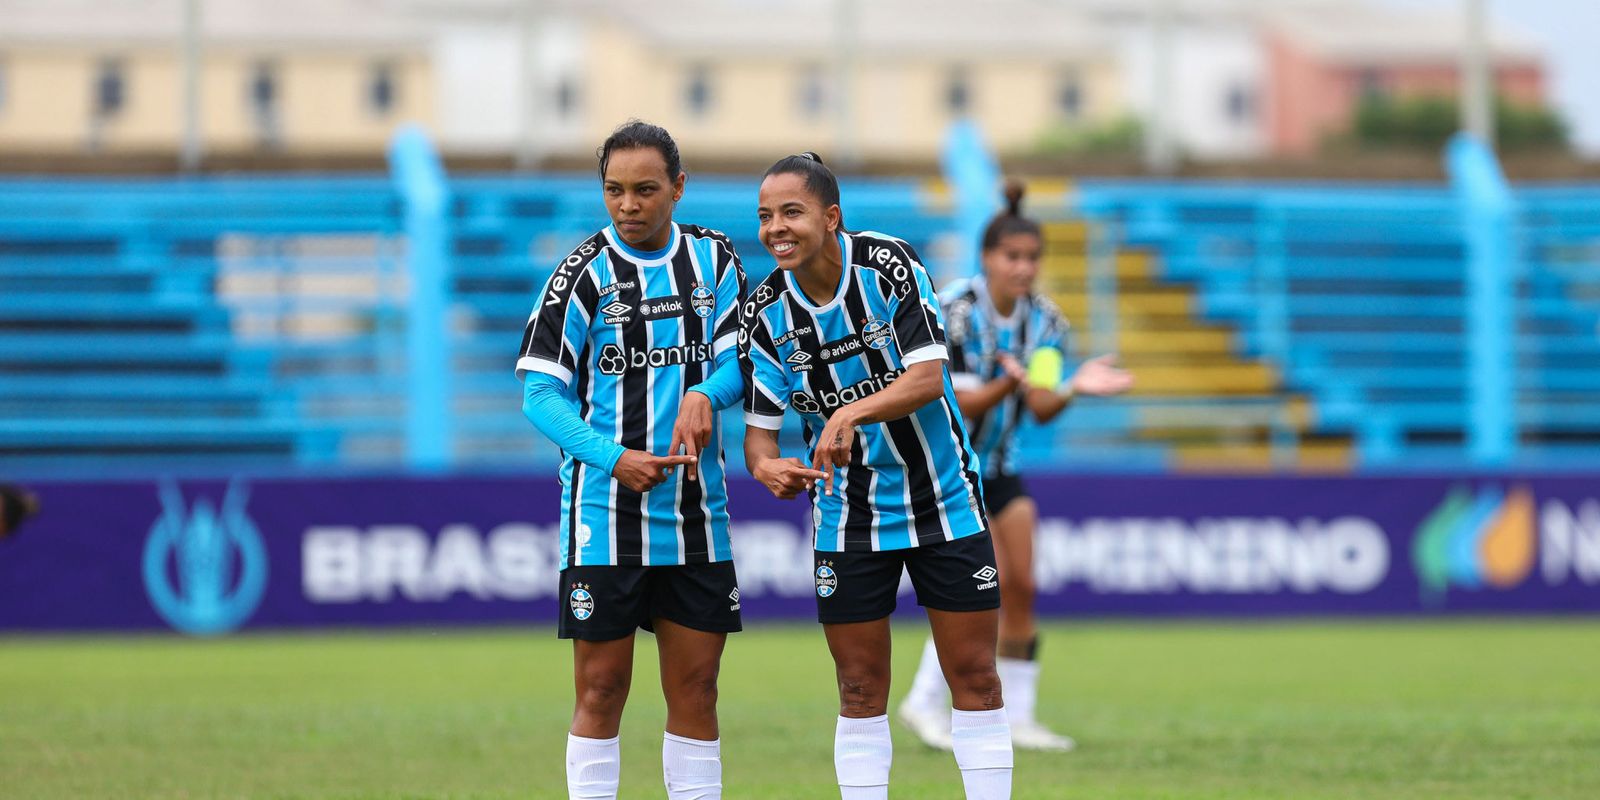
[143,481,268,636]
[1412,485,1600,604]
[640,295,686,320]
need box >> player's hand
[997,353,1028,388]
[810,409,859,497]
[1069,354,1134,397]
[668,391,714,482]
[753,457,826,500]
[612,449,697,493]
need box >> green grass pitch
[2,620,1597,798]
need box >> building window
[685,64,713,118]
[367,61,397,116]
[555,75,579,119]
[94,58,126,118]
[1057,71,1083,118]
[945,67,971,115]
[249,60,280,148]
[1225,83,1256,123]
[798,64,826,120]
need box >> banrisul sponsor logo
[1413,485,1600,605]
[690,283,715,318]
[143,480,268,636]
[640,295,686,320]
[597,343,713,375]
[795,368,904,413]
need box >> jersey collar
[603,221,681,264]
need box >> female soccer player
[741,153,1013,800]
[517,120,747,800]
[898,181,1133,752]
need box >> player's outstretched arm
[1023,353,1133,423]
[745,425,824,500]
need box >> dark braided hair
[596,119,683,182]
[763,151,846,231]
[980,179,1041,252]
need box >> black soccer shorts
[980,471,1029,517]
[813,532,1001,624]
[557,561,743,641]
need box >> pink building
[1263,4,1546,156]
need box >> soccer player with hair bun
[898,180,1133,753]
[516,120,747,800]
[741,152,1013,799]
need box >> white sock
[835,714,892,799]
[951,708,1013,800]
[663,732,721,800]
[905,637,949,711]
[997,657,1040,727]
[566,733,621,800]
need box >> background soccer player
[517,120,747,800]
[741,153,1013,800]
[898,181,1133,752]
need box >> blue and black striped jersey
[940,275,1069,478]
[517,222,746,568]
[740,231,987,552]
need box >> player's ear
[672,171,686,203]
[825,204,841,234]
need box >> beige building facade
[0,0,1125,164]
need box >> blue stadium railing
[2,138,1599,475]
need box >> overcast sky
[1377,0,1600,155]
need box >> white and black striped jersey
[941,275,1069,478]
[517,222,745,568]
[740,231,988,552]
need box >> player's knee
[948,662,1004,710]
[1002,572,1036,602]
[576,671,631,715]
[835,671,889,717]
[666,667,720,712]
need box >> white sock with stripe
[951,708,1013,799]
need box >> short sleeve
[739,306,789,430]
[516,241,603,385]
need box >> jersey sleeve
[515,244,603,386]
[1033,296,1070,353]
[739,306,789,431]
[711,236,747,359]
[942,294,982,391]
[883,246,948,367]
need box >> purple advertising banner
[0,474,1597,634]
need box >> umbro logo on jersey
[787,350,814,372]
[601,301,633,324]
[973,565,999,591]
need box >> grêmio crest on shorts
[517,222,747,568]
[739,231,988,553]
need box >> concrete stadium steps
[1034,219,1345,469]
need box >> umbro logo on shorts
[973,565,998,591]
[729,587,741,611]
